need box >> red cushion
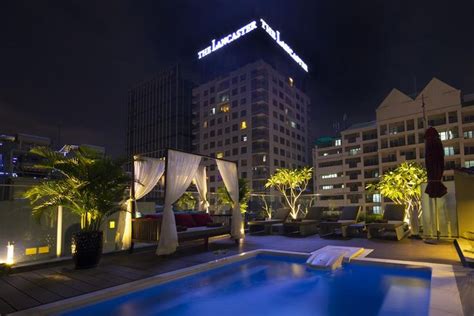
[175,214,196,228]
[192,213,213,227]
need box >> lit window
[465,160,474,168]
[464,131,473,139]
[203,121,208,128]
[210,107,216,115]
[335,139,341,146]
[240,121,247,129]
[288,77,294,87]
[290,121,296,128]
[220,103,230,113]
[241,135,247,142]
[219,93,230,103]
[444,146,455,156]
[323,152,328,156]
[262,155,267,162]
[373,194,381,203]
[216,152,224,159]
[349,148,361,156]
[322,185,333,190]
[321,173,337,179]
[439,131,454,141]
[373,206,382,214]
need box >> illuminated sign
[260,19,308,72]
[197,20,258,59]
[197,18,309,73]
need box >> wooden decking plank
[0,278,40,311]
[49,267,120,289]
[33,268,101,293]
[0,297,15,314]
[18,271,83,298]
[2,274,62,304]
[98,264,148,280]
[86,267,137,284]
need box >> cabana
[116,149,243,255]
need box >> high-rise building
[313,78,474,213]
[0,133,51,178]
[192,60,311,197]
[126,64,194,160]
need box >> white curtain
[194,166,209,212]
[157,150,202,255]
[216,160,244,239]
[116,156,165,250]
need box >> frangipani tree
[366,162,427,235]
[265,167,313,220]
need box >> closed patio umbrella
[424,127,447,241]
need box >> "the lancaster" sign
[197,18,309,73]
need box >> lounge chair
[283,207,325,236]
[248,207,290,234]
[319,206,361,238]
[367,204,409,240]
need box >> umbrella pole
[435,197,440,241]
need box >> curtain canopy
[157,150,202,255]
[116,156,165,250]
[194,166,209,212]
[216,160,244,239]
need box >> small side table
[348,222,366,237]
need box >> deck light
[6,242,14,265]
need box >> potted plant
[265,167,313,220]
[24,146,129,269]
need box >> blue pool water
[61,254,431,316]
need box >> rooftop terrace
[0,236,472,315]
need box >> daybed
[132,212,232,249]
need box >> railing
[0,183,121,266]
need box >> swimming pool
[14,249,463,316]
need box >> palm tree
[24,146,129,231]
[23,146,129,268]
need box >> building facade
[192,60,311,198]
[126,64,194,160]
[0,133,51,178]
[313,78,474,213]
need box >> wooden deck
[0,235,472,315]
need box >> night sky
[1,1,473,157]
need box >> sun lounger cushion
[383,204,405,221]
[339,206,360,221]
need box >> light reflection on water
[61,255,431,316]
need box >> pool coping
[9,249,464,316]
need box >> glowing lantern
[6,242,14,265]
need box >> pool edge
[9,248,464,316]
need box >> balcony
[251,142,269,153]
[251,116,268,129]
[251,129,269,141]
[251,104,269,116]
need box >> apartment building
[313,78,474,213]
[126,64,193,160]
[192,60,311,199]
